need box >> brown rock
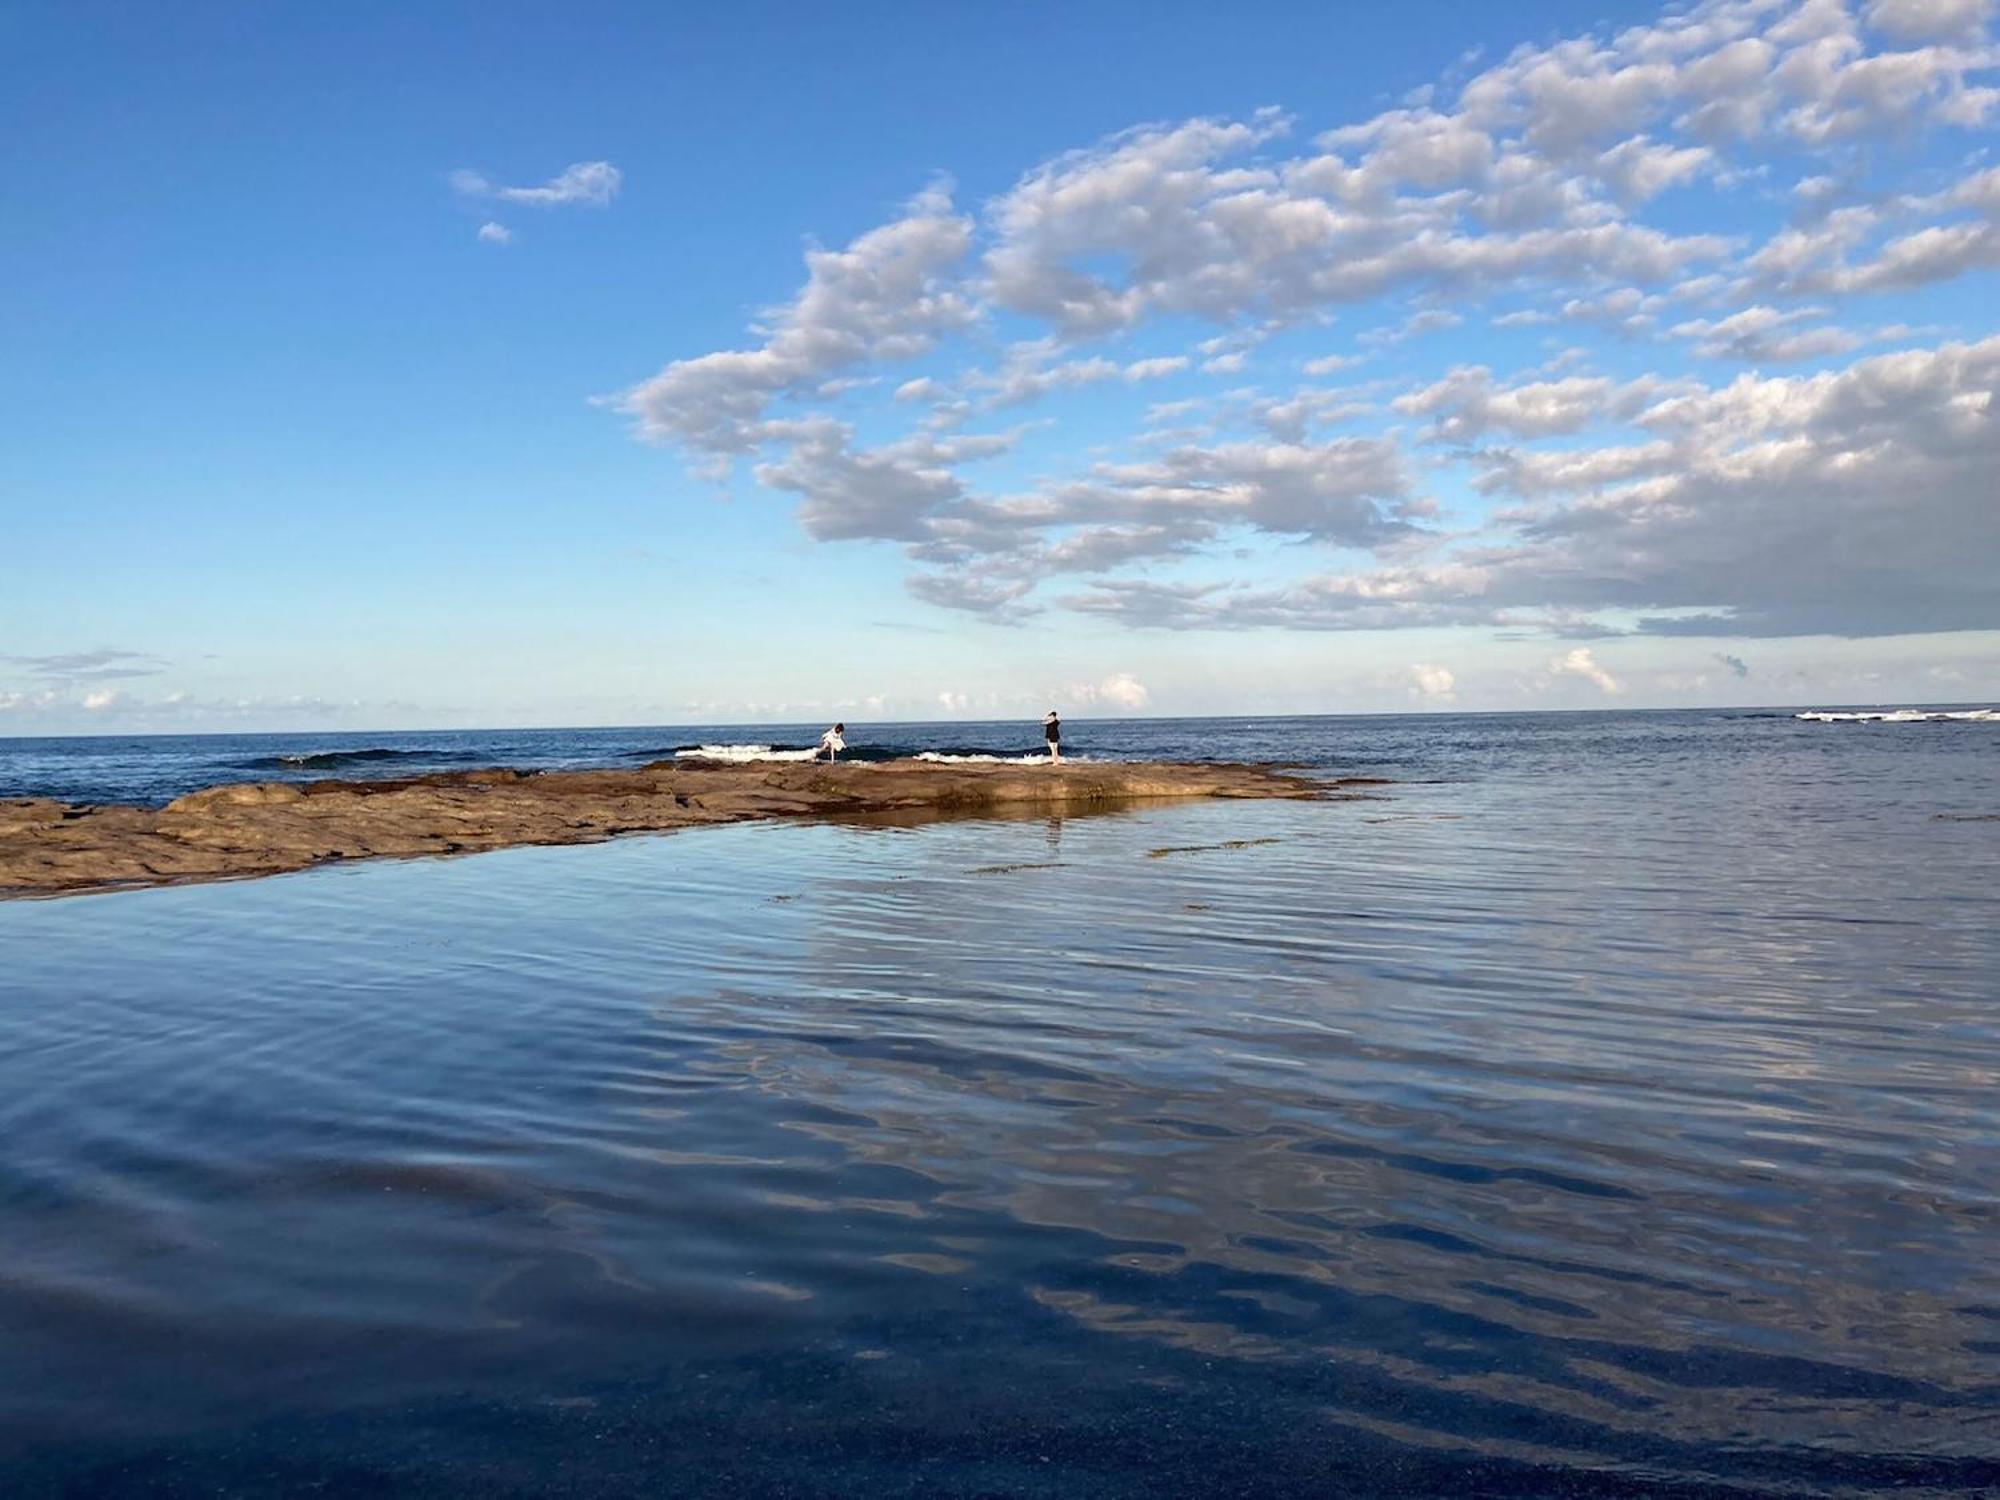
[0,759,1369,900]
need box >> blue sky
[4,0,1997,733]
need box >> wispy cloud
[2,648,165,682]
[452,160,622,208]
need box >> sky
[3,0,1997,734]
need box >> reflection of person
[1042,711,1062,765]
[818,722,845,761]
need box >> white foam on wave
[1796,708,1998,723]
[675,744,822,762]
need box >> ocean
[2,710,1997,1495]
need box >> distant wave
[241,748,482,771]
[1796,709,1998,723]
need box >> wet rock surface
[0,759,1358,899]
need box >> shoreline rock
[0,759,1373,900]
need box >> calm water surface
[2,713,1997,1495]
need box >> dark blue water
[3,712,1998,1496]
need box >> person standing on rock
[817,723,845,762]
[1042,711,1062,765]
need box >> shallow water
[2,714,1998,1495]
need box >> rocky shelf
[0,758,1372,899]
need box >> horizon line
[5,699,1996,743]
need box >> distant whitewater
[1796,708,1998,723]
[915,750,1061,765]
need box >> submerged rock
[0,759,1361,899]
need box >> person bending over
[818,723,845,762]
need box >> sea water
[2,711,1997,1495]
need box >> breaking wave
[1796,708,1998,723]
[674,743,824,763]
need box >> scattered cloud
[477,221,513,245]
[1714,652,1751,677]
[613,0,2000,645]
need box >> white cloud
[1834,220,2000,290]
[616,182,975,460]
[1408,663,1457,699]
[1302,353,1362,376]
[1551,647,1625,694]
[966,345,1191,408]
[1594,136,1713,203]
[751,419,1014,542]
[1553,287,1667,336]
[1394,366,1675,441]
[477,221,512,245]
[1245,387,1371,442]
[1361,308,1465,347]
[1668,304,1860,360]
[1069,672,1151,710]
[1867,0,1996,42]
